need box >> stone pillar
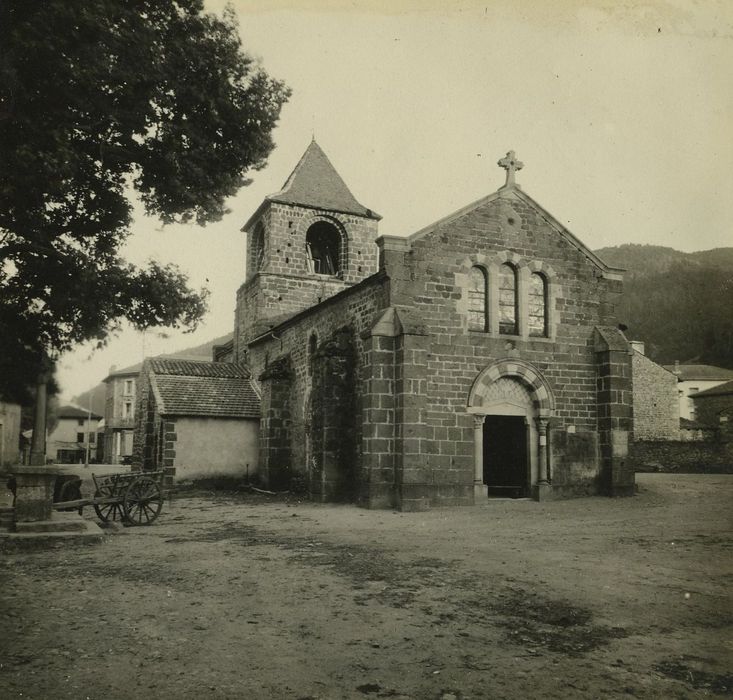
[534,417,552,501]
[258,356,294,490]
[360,330,396,509]
[12,465,61,523]
[394,330,430,512]
[594,327,635,496]
[473,414,487,502]
[29,369,50,466]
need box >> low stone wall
[630,439,733,474]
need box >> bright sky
[57,0,733,401]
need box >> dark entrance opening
[483,415,529,498]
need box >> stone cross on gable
[498,150,524,187]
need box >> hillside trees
[616,261,733,368]
[0,0,290,458]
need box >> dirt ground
[0,473,731,700]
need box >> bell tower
[234,140,381,360]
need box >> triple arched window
[528,272,548,337]
[498,263,518,335]
[468,266,488,332]
[468,264,548,337]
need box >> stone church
[137,141,636,510]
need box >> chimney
[630,340,645,355]
[674,360,680,375]
[109,364,117,374]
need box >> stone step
[14,512,89,533]
[0,506,14,531]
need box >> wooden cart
[52,470,165,526]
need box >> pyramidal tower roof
[266,140,380,220]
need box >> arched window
[468,266,488,332]
[306,221,342,276]
[499,263,518,335]
[529,273,548,337]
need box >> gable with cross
[498,150,524,188]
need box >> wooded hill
[595,245,733,369]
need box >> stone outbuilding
[133,358,260,482]
[630,343,679,441]
[222,142,635,509]
[692,380,733,431]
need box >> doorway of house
[483,415,529,498]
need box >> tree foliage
[0,0,290,401]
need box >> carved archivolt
[468,358,555,418]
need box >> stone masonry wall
[632,351,679,440]
[241,188,630,506]
[310,328,359,502]
[131,365,175,487]
[247,275,390,493]
[630,439,733,474]
[378,190,626,499]
[235,202,380,353]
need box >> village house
[103,362,140,464]
[663,363,733,422]
[46,404,102,464]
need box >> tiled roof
[149,360,259,418]
[104,354,219,382]
[57,405,103,420]
[662,364,733,381]
[692,379,733,398]
[148,357,250,378]
[267,140,380,220]
[104,361,142,381]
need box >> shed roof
[692,379,733,398]
[148,359,259,418]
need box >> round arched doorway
[467,359,555,501]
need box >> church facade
[224,142,635,510]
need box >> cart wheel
[93,486,125,523]
[59,479,83,515]
[122,476,163,526]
